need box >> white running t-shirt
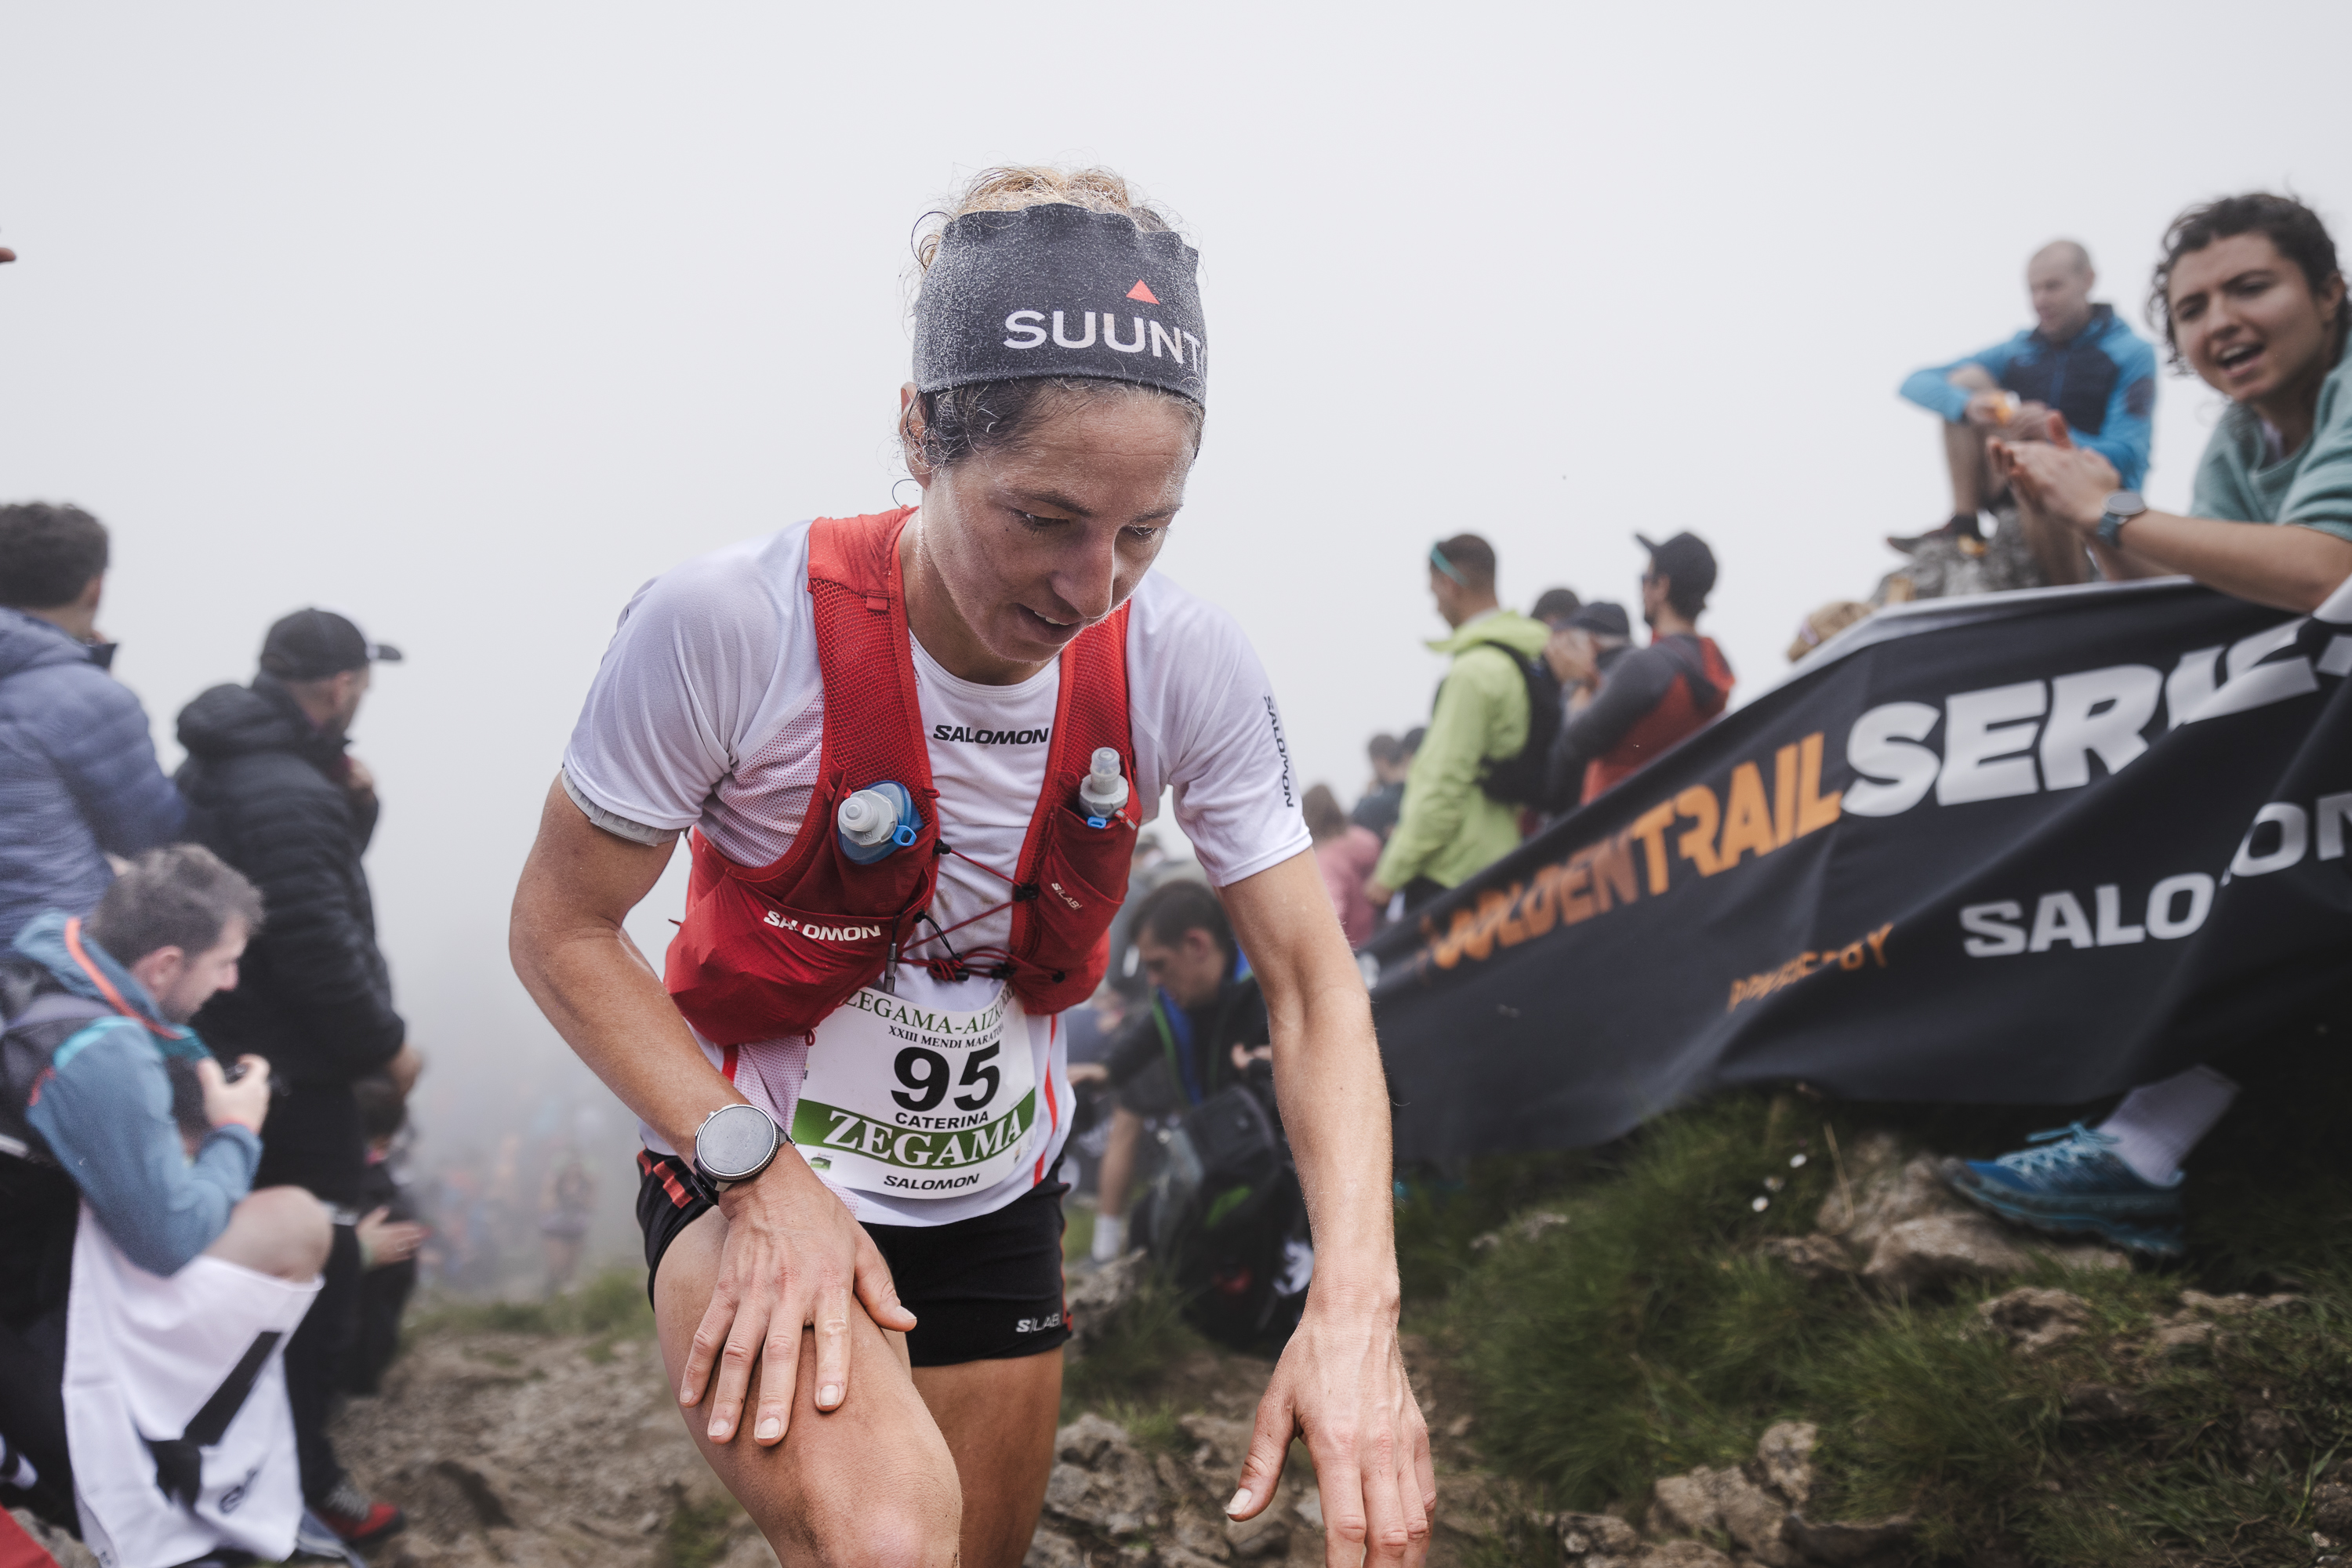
[561,517,1308,1228]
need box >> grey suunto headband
[912,202,1206,405]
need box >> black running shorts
[635,1150,1073,1367]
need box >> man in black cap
[173,610,417,1544]
[1542,534,1734,813]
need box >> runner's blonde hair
[914,165,1181,276]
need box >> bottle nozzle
[1078,746,1129,822]
[837,789,897,848]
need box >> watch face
[2106,490,2146,517]
[699,1104,779,1180]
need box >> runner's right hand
[197,1055,272,1133]
[680,1150,918,1447]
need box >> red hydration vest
[1581,636,1733,804]
[663,508,1139,1047]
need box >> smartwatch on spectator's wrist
[2096,490,2147,546]
[692,1103,785,1196]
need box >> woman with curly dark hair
[1946,194,2352,1262]
[1996,191,2352,612]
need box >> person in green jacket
[1367,534,1551,913]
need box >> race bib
[791,985,1039,1199]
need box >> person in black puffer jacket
[173,608,419,1545]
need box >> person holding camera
[0,846,330,1563]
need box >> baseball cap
[1566,601,1632,637]
[1635,532,1718,604]
[259,609,404,681]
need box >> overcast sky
[6,2,2348,1149]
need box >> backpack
[0,955,110,1167]
[1138,1069,1313,1351]
[1435,641,1563,808]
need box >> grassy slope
[1399,1023,2352,1566]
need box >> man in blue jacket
[1897,242,2159,576]
[0,845,330,1531]
[0,504,187,941]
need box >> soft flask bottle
[836,781,921,864]
[1077,748,1129,828]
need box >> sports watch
[2096,490,2147,547]
[692,1102,786,1195]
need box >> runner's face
[2169,232,2344,407]
[915,387,1195,670]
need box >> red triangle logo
[1127,280,1159,304]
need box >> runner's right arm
[508,779,916,1448]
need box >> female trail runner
[509,166,1432,1567]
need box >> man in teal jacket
[1367,535,1551,913]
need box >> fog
[5,3,2347,1256]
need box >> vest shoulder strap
[808,508,932,798]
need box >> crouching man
[0,846,329,1567]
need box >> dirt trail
[314,1312,1505,1568]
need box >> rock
[1783,1512,1916,1566]
[1225,1508,1290,1560]
[1649,1468,1728,1537]
[1160,1551,1229,1568]
[1650,1543,1737,1568]
[1760,1235,1854,1283]
[1646,1467,1795,1566]
[2060,1383,2141,1425]
[1819,1146,2125,1283]
[1044,1416,1163,1538]
[1058,1412,1129,1468]
[1976,1287,2094,1355]
[2313,1479,2352,1535]
[1023,1527,1086,1568]
[1472,1210,1570,1253]
[1756,1422,1817,1507]
[1065,1253,1150,1356]
[1431,1472,1508,1547]
[1811,1135,1915,1243]
[2179,1289,2302,1316]
[1168,1508,1233,1562]
[1178,1413,1254,1477]
[2242,1409,2288,1459]
[1711,1472,1797,1566]
[1861,1214,2032,1297]
[2152,1316,2214,1352]
[1555,1511,1644,1560]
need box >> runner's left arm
[509,779,917,1449]
[1219,851,1433,1568]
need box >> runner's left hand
[1227,1297,1433,1566]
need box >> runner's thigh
[653,1207,960,1565]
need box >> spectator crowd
[0,503,423,1559]
[6,182,2352,1563]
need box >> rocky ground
[13,1120,2343,1568]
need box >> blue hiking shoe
[1942,1124,2187,1258]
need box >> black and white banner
[1365,575,2352,1163]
